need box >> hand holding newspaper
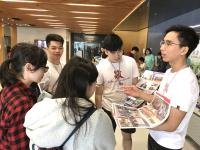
[112,92,170,128]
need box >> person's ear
[105,49,109,55]
[180,46,189,55]
[24,63,34,72]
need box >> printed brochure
[136,70,164,94]
[112,92,170,128]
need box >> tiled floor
[115,128,200,150]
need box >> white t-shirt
[150,67,199,149]
[40,61,64,93]
[96,55,139,111]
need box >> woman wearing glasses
[0,43,48,149]
[123,25,199,150]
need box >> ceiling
[0,0,144,34]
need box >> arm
[94,110,116,150]
[8,97,32,149]
[152,106,186,132]
[95,84,104,108]
[123,85,154,103]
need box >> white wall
[17,27,71,64]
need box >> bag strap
[60,106,96,147]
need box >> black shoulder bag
[32,106,96,150]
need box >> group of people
[0,24,199,150]
[128,45,168,75]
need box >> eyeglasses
[40,66,49,72]
[160,40,182,47]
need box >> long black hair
[0,43,47,87]
[53,56,98,125]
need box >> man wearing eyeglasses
[123,25,199,150]
[39,33,64,94]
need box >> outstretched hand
[121,85,141,98]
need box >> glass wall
[71,33,106,63]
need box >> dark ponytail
[0,59,18,87]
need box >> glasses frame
[160,40,182,47]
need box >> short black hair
[102,33,123,52]
[131,46,139,51]
[164,25,199,57]
[145,48,152,55]
[139,57,145,62]
[46,34,64,47]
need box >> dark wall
[148,7,200,54]
[149,0,200,28]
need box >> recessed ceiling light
[29,14,55,17]
[44,22,64,24]
[80,26,98,29]
[48,25,66,27]
[69,11,101,14]
[37,19,59,21]
[17,8,48,11]
[1,0,38,3]
[65,3,102,7]
[79,24,98,26]
[190,24,200,28]
[74,17,100,20]
[76,21,99,24]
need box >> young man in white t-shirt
[39,34,64,94]
[123,25,199,150]
[95,33,139,150]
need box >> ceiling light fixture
[76,21,98,23]
[79,24,98,26]
[48,25,66,26]
[44,22,64,24]
[65,3,102,7]
[80,26,97,29]
[74,17,100,20]
[37,19,59,21]
[190,24,200,28]
[1,0,38,3]
[29,14,55,17]
[69,11,101,14]
[82,29,97,31]
[17,8,48,11]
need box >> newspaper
[136,70,164,94]
[112,92,170,128]
[124,96,145,108]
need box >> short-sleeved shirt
[150,67,199,149]
[97,55,139,111]
[0,81,35,150]
[40,61,64,94]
